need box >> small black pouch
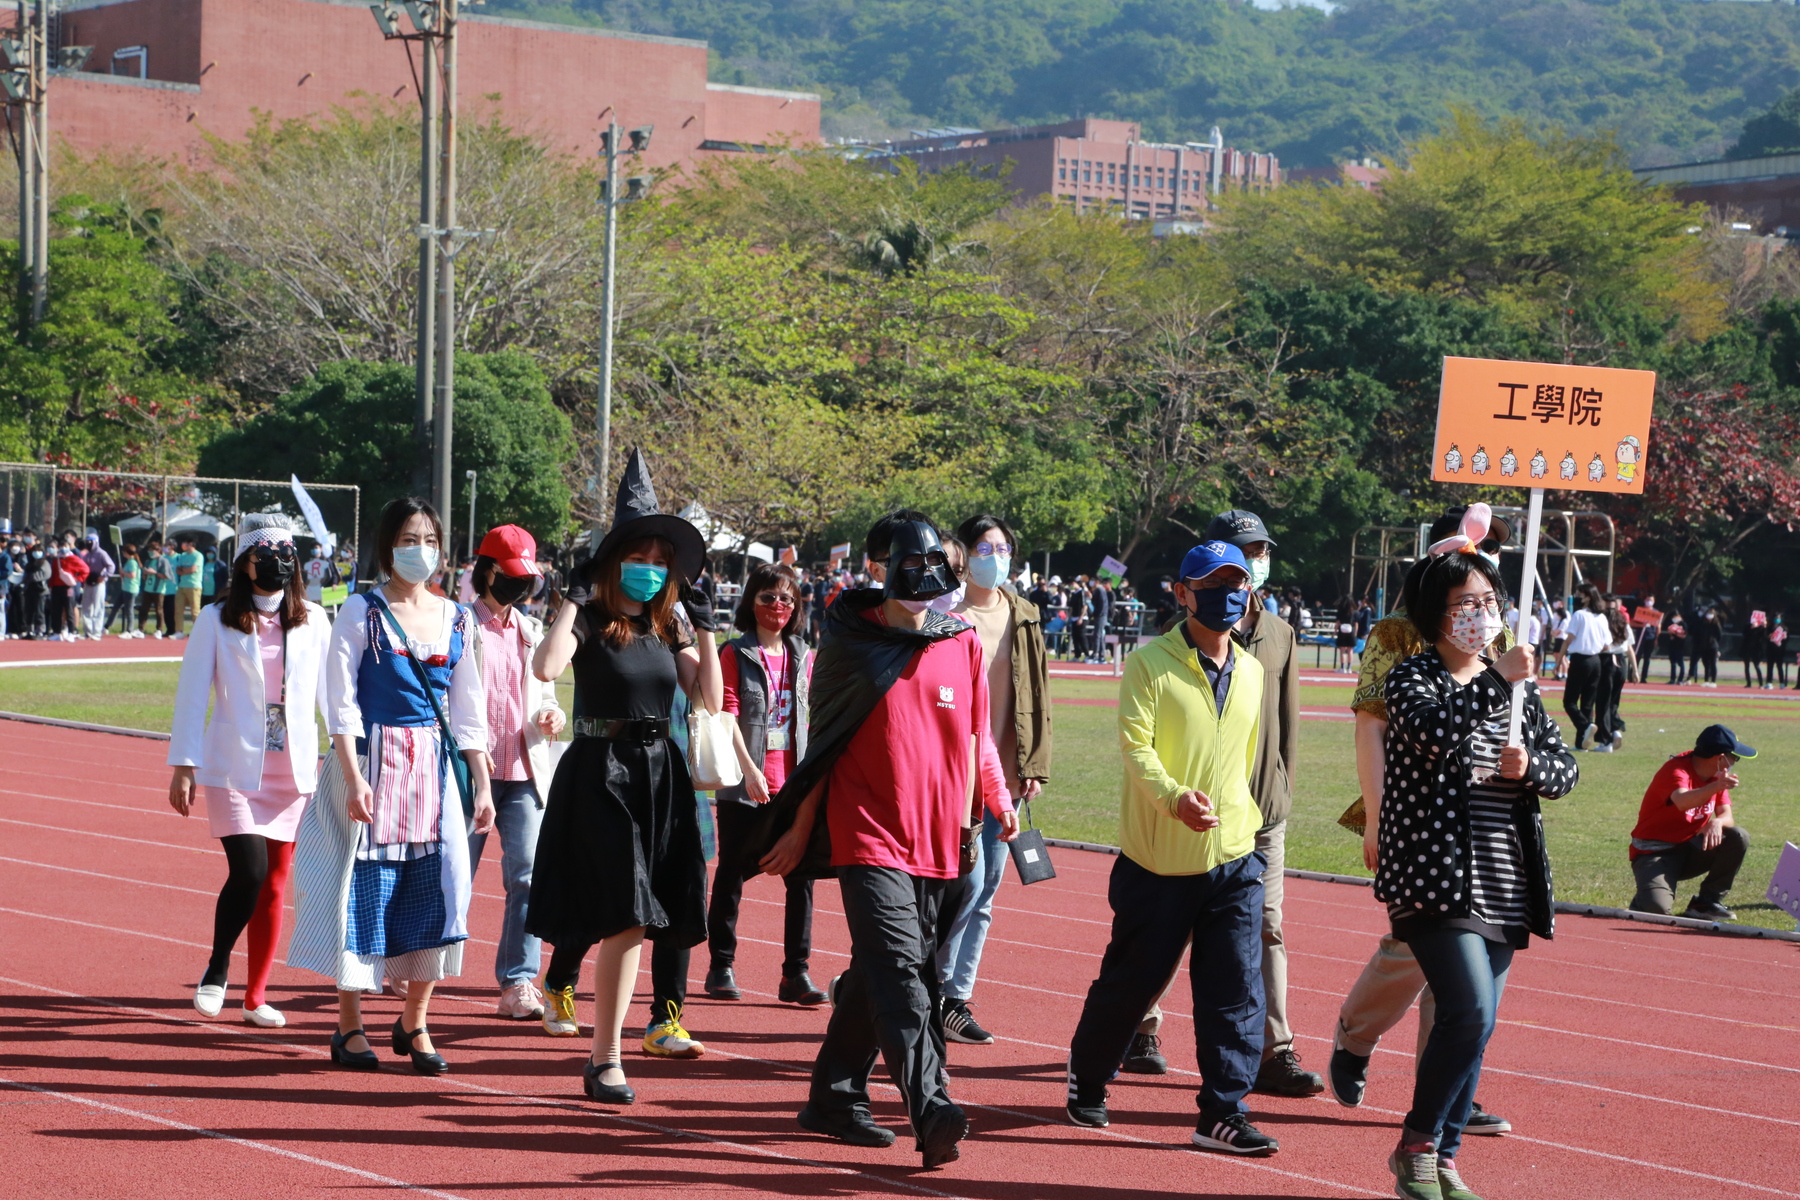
[1007,801,1057,885]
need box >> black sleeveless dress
[525,607,706,948]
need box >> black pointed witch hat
[586,448,707,584]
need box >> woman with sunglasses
[167,515,331,1027]
[933,515,1052,1047]
[702,562,824,1005]
[1376,532,1577,1200]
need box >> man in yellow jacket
[1065,540,1278,1157]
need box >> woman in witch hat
[528,449,723,1105]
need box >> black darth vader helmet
[883,519,957,603]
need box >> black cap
[1206,509,1276,548]
[1429,505,1512,549]
[1695,724,1756,759]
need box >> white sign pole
[1508,486,1545,747]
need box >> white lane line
[0,1075,472,1198]
[0,856,218,897]
[0,974,972,1200]
[0,816,215,855]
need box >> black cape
[747,589,969,880]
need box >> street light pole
[431,0,459,523]
[413,18,438,495]
[464,468,477,558]
[594,122,651,510]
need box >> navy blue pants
[1404,926,1514,1157]
[1069,851,1265,1117]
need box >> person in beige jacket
[465,525,566,1022]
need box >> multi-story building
[5,0,818,170]
[864,117,1279,219]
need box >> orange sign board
[1431,357,1655,494]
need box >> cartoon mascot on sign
[1443,444,1463,474]
[1615,435,1641,484]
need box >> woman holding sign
[1375,538,1578,1200]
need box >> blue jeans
[935,809,1006,1000]
[466,778,543,987]
[1404,926,1514,1157]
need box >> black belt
[573,717,670,742]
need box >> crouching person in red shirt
[757,510,1018,1168]
[1628,724,1753,921]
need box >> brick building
[1634,153,1800,234]
[866,118,1279,219]
[12,0,818,169]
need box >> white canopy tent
[678,503,773,564]
[113,504,235,543]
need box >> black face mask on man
[488,572,534,608]
[1183,581,1250,633]
[882,520,958,609]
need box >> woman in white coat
[168,514,329,1028]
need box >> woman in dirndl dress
[288,496,494,1073]
[528,449,722,1106]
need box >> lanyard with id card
[759,645,791,752]
[264,621,289,752]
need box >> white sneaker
[242,1004,286,1028]
[171,632,188,640]
[193,983,226,1017]
[497,979,546,1020]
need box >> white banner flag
[289,475,336,556]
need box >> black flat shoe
[391,1017,449,1075]
[330,1028,379,1070]
[583,1058,635,1105]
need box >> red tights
[205,835,295,1009]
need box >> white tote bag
[687,705,742,791]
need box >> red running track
[3,719,1798,1199]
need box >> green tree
[1731,86,1800,159]
[197,351,575,550]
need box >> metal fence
[0,463,360,556]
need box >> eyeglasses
[754,592,795,608]
[1449,596,1502,615]
[971,542,1013,557]
[253,543,297,561]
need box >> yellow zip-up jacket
[1117,625,1264,877]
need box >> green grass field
[4,662,1795,930]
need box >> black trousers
[1591,651,1626,746]
[1563,652,1605,741]
[1068,852,1266,1117]
[707,801,815,976]
[1629,828,1749,915]
[808,865,952,1130]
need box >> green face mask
[619,562,668,602]
[1248,554,1271,592]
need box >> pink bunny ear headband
[1426,502,1492,557]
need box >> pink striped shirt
[473,598,529,782]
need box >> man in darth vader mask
[755,509,1018,1168]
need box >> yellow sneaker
[542,984,580,1037]
[642,1002,705,1058]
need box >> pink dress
[205,615,310,841]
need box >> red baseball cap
[477,525,542,577]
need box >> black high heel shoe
[330,1027,379,1070]
[583,1058,635,1105]
[391,1017,449,1075]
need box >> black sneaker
[1254,1048,1325,1097]
[940,998,995,1045]
[1685,896,1735,921]
[1192,1111,1279,1156]
[797,1105,897,1148]
[1463,1102,1511,1135]
[1065,1061,1109,1127]
[1119,1031,1168,1075]
[1328,1047,1369,1108]
[703,966,740,1000]
[916,1101,968,1169]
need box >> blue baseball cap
[1179,540,1249,584]
[1695,724,1755,759]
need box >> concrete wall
[30,0,817,168]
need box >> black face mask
[488,573,534,607]
[249,547,296,590]
[882,520,958,603]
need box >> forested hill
[485,0,1800,167]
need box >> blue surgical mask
[619,562,668,602]
[1247,554,1271,592]
[967,552,1010,590]
[1188,584,1249,633]
[390,544,439,585]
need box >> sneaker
[542,984,580,1037]
[940,998,994,1045]
[1065,1060,1108,1127]
[1590,741,1614,753]
[915,1101,968,1169]
[704,966,741,1000]
[1685,896,1735,921]
[1192,1111,1279,1156]
[643,1002,706,1058]
[796,1104,896,1148]
[1119,1031,1168,1075]
[1254,1047,1325,1097]
[1463,1103,1510,1135]
[1329,1046,1369,1108]
[1390,1145,1442,1199]
[497,979,545,1020]
[242,1003,286,1028]
[1437,1156,1483,1200]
